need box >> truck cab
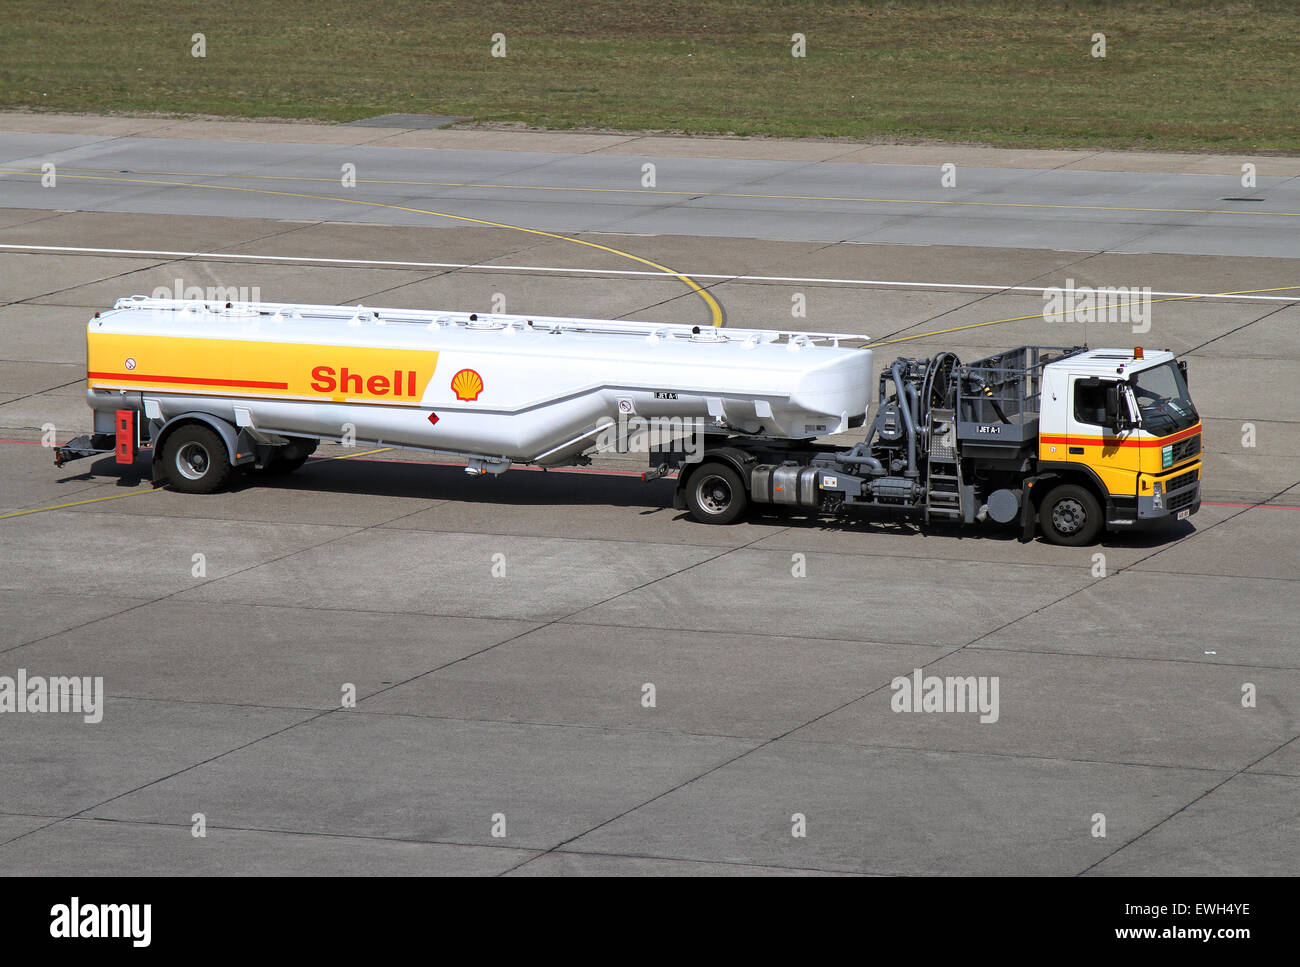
[1034,347,1202,542]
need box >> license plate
[1177,509,1190,520]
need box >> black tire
[161,424,233,494]
[684,461,749,525]
[1038,483,1103,546]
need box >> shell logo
[451,368,484,401]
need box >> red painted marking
[1203,501,1300,510]
[88,371,289,390]
[427,411,440,426]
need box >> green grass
[2,1,1297,152]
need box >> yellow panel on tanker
[87,332,439,405]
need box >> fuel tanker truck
[54,296,1203,546]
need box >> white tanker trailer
[55,296,1202,545]
[57,294,870,482]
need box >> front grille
[1168,487,1198,512]
[1170,433,1201,463]
[1167,469,1199,493]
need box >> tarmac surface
[0,117,1296,875]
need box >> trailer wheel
[684,462,748,524]
[1038,483,1102,546]
[162,424,232,494]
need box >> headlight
[1152,480,1163,508]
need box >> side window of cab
[1074,379,1111,428]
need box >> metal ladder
[924,408,963,522]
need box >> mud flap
[1018,479,1038,543]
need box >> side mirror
[1107,383,1138,432]
[1178,359,1189,387]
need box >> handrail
[110,296,869,346]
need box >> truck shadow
[270,456,677,510]
[82,455,1198,546]
[747,507,1197,548]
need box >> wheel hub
[697,475,732,514]
[1053,497,1085,534]
[176,442,210,480]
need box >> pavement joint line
[1078,733,1300,875]
[0,494,502,850]
[3,679,1280,784]
[867,286,1300,347]
[0,498,454,532]
[8,164,1300,218]
[87,694,771,743]
[1126,565,1299,582]
[611,271,733,323]
[318,226,586,309]
[0,598,534,658]
[538,845,869,876]
[11,814,550,860]
[0,376,89,407]
[346,268,482,308]
[749,484,1293,761]
[0,258,180,311]
[560,615,1300,667]
[0,170,727,328]
[937,487,1289,658]
[0,215,325,314]
[0,524,790,854]
[18,814,866,877]
[961,644,1300,671]
[352,526,795,712]
[865,249,1104,344]
[0,598,158,658]
[1182,301,1296,356]
[3,243,1299,303]
[1202,502,1300,512]
[0,705,332,852]
[499,630,996,874]
[774,734,1253,775]
[0,502,399,654]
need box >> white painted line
[1,243,1297,303]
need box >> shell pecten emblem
[451,368,484,402]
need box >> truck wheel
[684,462,748,524]
[1038,483,1102,546]
[162,424,232,494]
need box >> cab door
[1067,377,1140,500]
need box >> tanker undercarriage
[666,347,1078,543]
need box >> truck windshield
[1130,361,1198,435]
